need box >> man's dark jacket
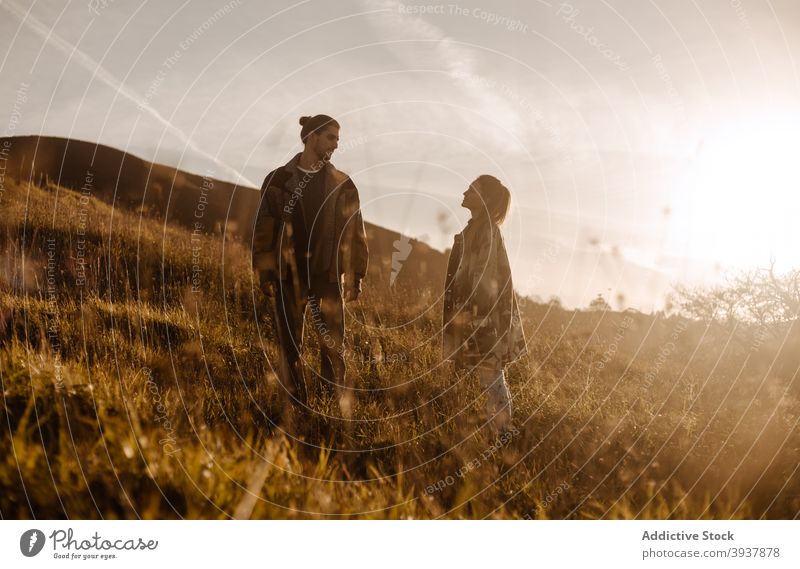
[252,152,369,290]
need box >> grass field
[1,179,798,519]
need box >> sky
[1,0,799,311]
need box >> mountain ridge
[0,134,447,291]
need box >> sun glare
[677,111,800,270]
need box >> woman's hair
[299,114,340,143]
[475,174,511,225]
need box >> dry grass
[1,179,798,519]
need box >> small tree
[589,293,611,312]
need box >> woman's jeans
[476,366,513,432]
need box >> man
[252,114,368,417]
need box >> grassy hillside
[1,178,798,519]
[0,135,448,292]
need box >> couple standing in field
[252,114,527,432]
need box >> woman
[442,175,527,432]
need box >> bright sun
[677,111,800,271]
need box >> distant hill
[0,135,446,291]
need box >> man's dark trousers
[269,266,346,406]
